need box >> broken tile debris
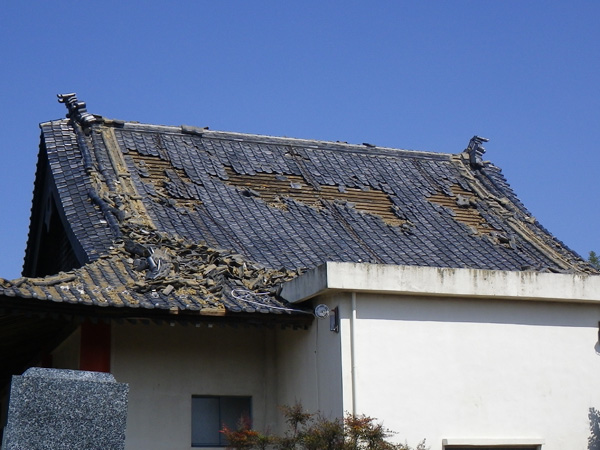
[1,223,303,317]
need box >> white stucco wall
[111,323,281,450]
[281,263,600,449]
[275,294,344,422]
[341,293,600,450]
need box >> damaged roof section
[36,105,596,275]
[108,123,592,273]
[2,223,307,322]
[9,94,597,321]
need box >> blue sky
[0,1,598,279]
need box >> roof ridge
[63,116,451,159]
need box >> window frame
[191,395,252,448]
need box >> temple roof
[1,94,595,322]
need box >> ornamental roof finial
[57,93,97,128]
[466,135,489,169]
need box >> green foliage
[301,413,344,450]
[343,413,399,450]
[590,251,600,270]
[220,402,428,450]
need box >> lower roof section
[280,262,600,305]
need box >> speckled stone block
[2,368,129,450]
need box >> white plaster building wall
[275,296,344,427]
[111,323,279,450]
[346,293,600,450]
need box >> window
[191,396,252,447]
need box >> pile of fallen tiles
[0,224,305,317]
[116,223,303,304]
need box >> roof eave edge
[280,262,600,305]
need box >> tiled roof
[81,121,589,272]
[0,225,304,321]
[1,95,596,320]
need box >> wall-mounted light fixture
[314,304,330,318]
[313,304,339,332]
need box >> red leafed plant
[220,402,428,450]
[220,415,274,450]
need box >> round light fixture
[314,304,330,319]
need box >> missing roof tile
[125,150,406,227]
[428,184,496,235]
[223,167,405,227]
[127,151,201,213]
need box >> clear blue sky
[1,1,598,279]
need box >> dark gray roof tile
[12,114,598,320]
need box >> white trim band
[281,262,600,304]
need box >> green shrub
[220,402,428,450]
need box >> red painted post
[79,321,111,373]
